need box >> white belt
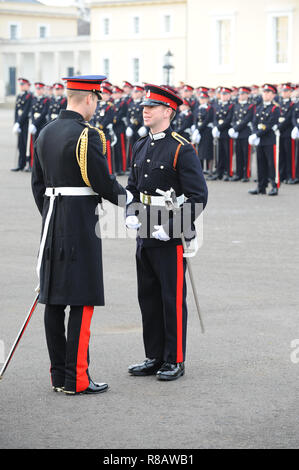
[36,186,98,279]
[140,192,184,206]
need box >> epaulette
[171,131,190,145]
[137,134,148,142]
[76,123,107,187]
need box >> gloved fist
[212,127,220,138]
[191,129,201,144]
[29,123,37,135]
[12,122,21,134]
[152,225,170,242]
[248,134,260,146]
[126,216,141,230]
[291,127,299,140]
[228,128,239,139]
[137,126,147,137]
[126,127,133,137]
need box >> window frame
[266,9,293,72]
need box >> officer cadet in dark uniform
[181,84,198,124]
[278,83,295,184]
[122,80,133,107]
[228,86,255,181]
[29,82,50,137]
[126,84,208,381]
[126,85,146,157]
[173,99,193,140]
[112,85,128,174]
[211,87,234,180]
[31,75,131,395]
[11,78,33,172]
[91,84,115,174]
[248,84,280,196]
[250,85,263,106]
[291,91,299,184]
[191,90,214,175]
[47,83,67,122]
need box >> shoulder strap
[173,143,182,169]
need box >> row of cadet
[11,79,299,193]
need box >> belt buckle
[142,194,151,205]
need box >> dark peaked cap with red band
[141,84,183,111]
[62,75,107,99]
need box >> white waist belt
[140,192,184,207]
[37,186,98,280]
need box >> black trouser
[218,138,232,177]
[279,137,292,181]
[17,123,28,169]
[235,138,251,179]
[256,144,277,190]
[114,131,126,173]
[136,243,187,364]
[44,304,94,392]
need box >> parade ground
[0,105,299,450]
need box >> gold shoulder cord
[75,124,107,187]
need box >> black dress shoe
[241,178,249,182]
[52,386,65,393]
[268,187,278,196]
[223,175,230,181]
[156,362,185,381]
[128,358,163,376]
[10,167,22,172]
[64,380,108,395]
[206,174,218,181]
[248,187,266,195]
[231,176,241,181]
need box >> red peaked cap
[35,82,46,88]
[141,84,183,111]
[53,82,64,89]
[18,77,31,85]
[263,84,277,94]
[238,86,251,94]
[62,75,107,98]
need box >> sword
[156,188,205,333]
[213,137,219,173]
[26,118,32,159]
[275,130,280,187]
[0,287,39,380]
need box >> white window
[38,24,49,39]
[9,23,20,40]
[164,15,171,33]
[132,58,139,83]
[103,58,110,77]
[103,17,110,36]
[133,16,140,34]
[210,14,235,73]
[267,9,292,71]
[217,19,231,66]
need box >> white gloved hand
[228,128,239,139]
[248,134,259,146]
[190,124,196,133]
[12,122,21,134]
[126,216,141,230]
[212,127,220,138]
[126,127,133,137]
[191,129,201,144]
[29,123,37,135]
[126,189,134,205]
[152,225,170,242]
[137,126,147,137]
[291,126,299,140]
[183,237,199,258]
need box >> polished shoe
[223,175,230,181]
[52,385,65,393]
[230,175,241,181]
[241,178,249,182]
[268,187,278,196]
[248,187,266,195]
[206,174,218,181]
[10,167,22,172]
[128,358,163,376]
[64,380,108,395]
[24,165,32,173]
[156,362,185,381]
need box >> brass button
[160,165,164,169]
[147,159,150,163]
[144,174,148,178]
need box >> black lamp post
[163,50,174,86]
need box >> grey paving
[0,106,299,449]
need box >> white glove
[191,129,201,144]
[228,128,239,139]
[126,127,133,137]
[29,123,37,135]
[190,124,196,133]
[183,237,199,258]
[248,134,260,146]
[291,127,299,140]
[212,127,220,138]
[12,122,21,134]
[126,190,133,205]
[126,216,141,230]
[137,126,147,137]
[152,225,170,242]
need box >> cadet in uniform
[126,85,146,161]
[112,85,127,174]
[211,87,234,180]
[173,99,193,141]
[31,75,130,395]
[291,93,299,184]
[11,78,33,172]
[126,84,208,381]
[228,86,255,181]
[278,83,295,184]
[192,90,214,175]
[248,84,280,196]
[47,83,67,122]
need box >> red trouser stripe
[76,306,94,393]
[229,138,233,176]
[247,144,251,178]
[120,133,126,171]
[30,135,34,167]
[291,139,296,179]
[176,245,184,363]
[106,140,112,174]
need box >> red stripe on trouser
[229,139,233,176]
[176,245,184,363]
[247,145,251,178]
[120,133,126,171]
[106,140,112,174]
[30,135,34,167]
[291,139,296,179]
[76,306,94,392]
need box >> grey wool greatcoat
[31,110,126,306]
